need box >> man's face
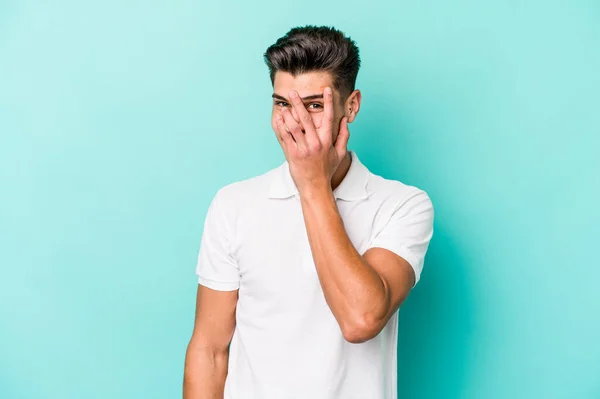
[271,71,347,145]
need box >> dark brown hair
[264,25,361,99]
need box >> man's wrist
[298,181,335,202]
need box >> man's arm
[183,285,238,398]
[275,86,432,344]
[299,188,416,344]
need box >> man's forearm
[183,343,229,399]
[299,184,389,340]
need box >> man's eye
[307,103,323,109]
[275,101,289,107]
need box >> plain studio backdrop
[1,1,599,398]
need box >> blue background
[1,1,599,398]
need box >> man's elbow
[340,315,383,344]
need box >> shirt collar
[267,150,371,201]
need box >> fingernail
[325,87,332,95]
[289,91,298,98]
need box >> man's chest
[232,201,378,299]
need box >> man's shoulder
[366,171,432,209]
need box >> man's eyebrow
[272,93,324,101]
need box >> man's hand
[274,87,350,194]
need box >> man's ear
[345,90,362,123]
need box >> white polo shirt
[195,150,434,399]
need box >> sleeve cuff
[198,276,240,291]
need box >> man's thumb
[335,117,350,157]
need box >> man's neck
[331,152,352,191]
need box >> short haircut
[264,25,361,99]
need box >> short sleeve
[195,190,240,291]
[367,189,434,287]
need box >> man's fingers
[321,86,334,142]
[276,114,296,152]
[288,90,319,146]
[281,108,307,151]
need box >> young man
[183,25,434,399]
